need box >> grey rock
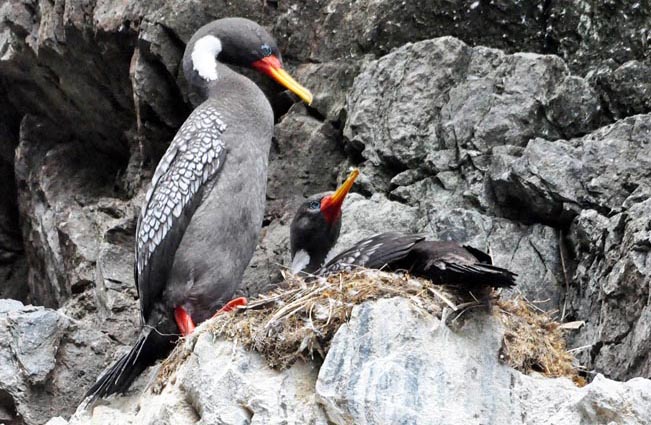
[565,189,651,381]
[0,156,27,302]
[8,308,66,385]
[350,161,394,196]
[274,0,648,78]
[545,76,602,138]
[345,37,601,173]
[317,298,651,425]
[295,58,372,122]
[390,176,454,207]
[489,114,651,225]
[390,169,425,188]
[94,228,140,344]
[588,60,651,120]
[14,117,124,308]
[6,114,145,422]
[0,301,112,425]
[306,0,549,62]
[62,298,651,425]
[239,218,291,298]
[0,0,135,157]
[267,105,347,213]
[345,37,471,169]
[44,418,68,425]
[547,2,651,75]
[0,299,24,314]
[66,331,328,424]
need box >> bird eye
[308,200,320,210]
[260,44,273,57]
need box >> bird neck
[290,217,342,274]
[188,61,247,103]
[291,249,329,274]
[291,242,337,274]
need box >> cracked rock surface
[0,0,649,423]
[0,300,112,424]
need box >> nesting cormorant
[290,170,516,290]
[86,17,312,401]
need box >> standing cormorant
[290,170,516,290]
[86,17,312,401]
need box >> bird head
[183,17,312,105]
[289,169,359,274]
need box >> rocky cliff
[0,1,649,424]
[52,296,651,425]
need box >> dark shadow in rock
[15,116,129,309]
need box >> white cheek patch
[191,35,222,81]
[291,249,311,274]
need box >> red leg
[212,297,248,317]
[174,306,196,336]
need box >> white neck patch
[291,249,311,274]
[191,35,222,81]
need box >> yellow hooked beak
[320,168,360,223]
[252,55,313,105]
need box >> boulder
[565,189,651,381]
[588,60,651,119]
[488,114,651,225]
[0,300,112,425]
[53,298,651,425]
[344,37,601,172]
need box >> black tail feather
[443,262,517,289]
[84,327,177,405]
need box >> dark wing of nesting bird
[404,241,516,289]
[317,232,427,276]
[135,102,227,322]
[461,244,493,264]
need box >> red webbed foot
[174,298,247,337]
[212,297,248,317]
[174,306,196,336]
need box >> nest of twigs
[154,269,580,392]
[498,298,585,386]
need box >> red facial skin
[320,169,360,224]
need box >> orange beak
[320,169,360,224]
[252,55,313,105]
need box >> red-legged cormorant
[290,170,516,289]
[86,17,313,401]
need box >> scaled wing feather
[134,103,228,322]
[319,232,425,276]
